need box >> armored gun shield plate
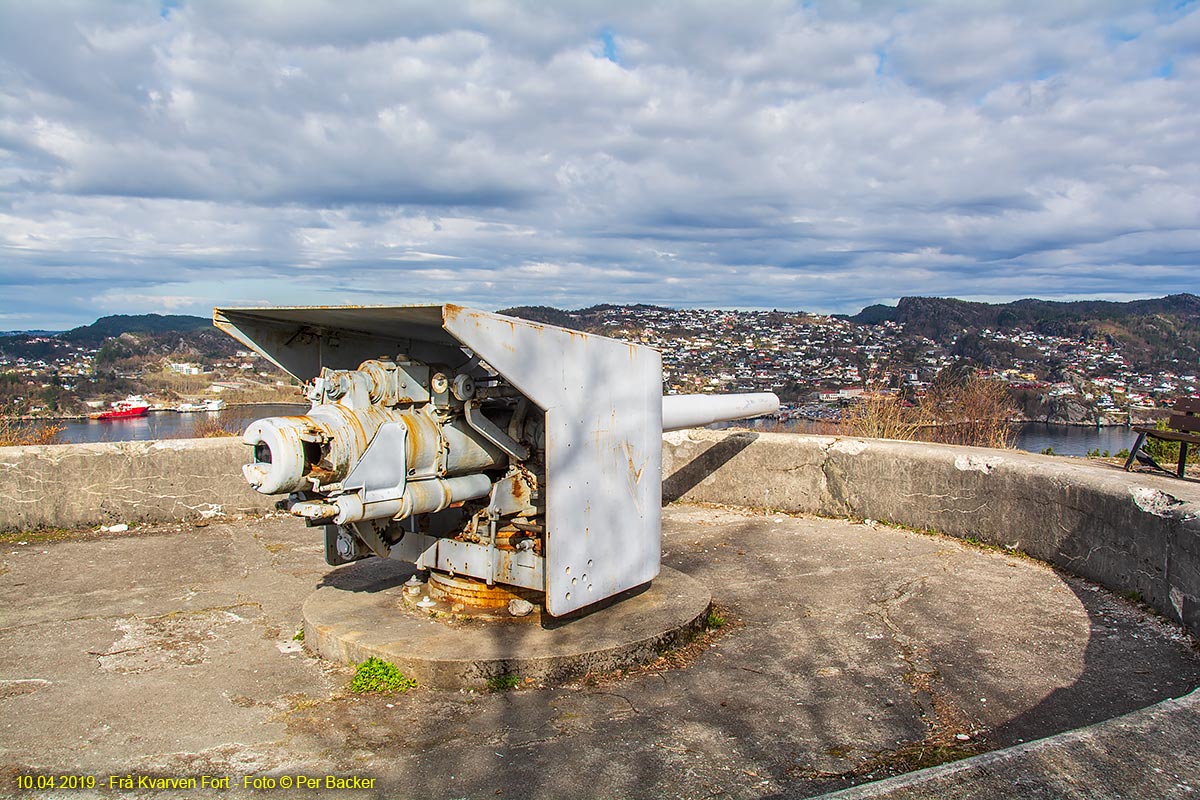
[442,305,663,616]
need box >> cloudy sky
[1,1,1198,329]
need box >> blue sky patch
[597,29,619,64]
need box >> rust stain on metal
[427,572,542,609]
[621,441,646,485]
[306,466,336,486]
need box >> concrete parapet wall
[663,429,1200,638]
[0,438,275,532]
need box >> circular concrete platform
[302,562,711,688]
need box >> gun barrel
[661,392,780,432]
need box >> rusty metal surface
[426,571,542,609]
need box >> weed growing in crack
[350,657,416,694]
[486,674,521,692]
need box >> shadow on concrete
[980,574,1200,748]
[737,573,1200,800]
[662,430,758,503]
[537,581,652,630]
[1124,463,1199,485]
[317,556,415,592]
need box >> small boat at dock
[175,399,227,413]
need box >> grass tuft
[486,674,521,692]
[350,657,416,694]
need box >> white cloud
[0,1,1197,328]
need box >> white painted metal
[214,305,465,378]
[441,305,663,616]
[393,532,545,590]
[662,392,780,432]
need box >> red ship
[90,396,151,421]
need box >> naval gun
[215,305,778,617]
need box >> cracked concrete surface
[0,439,275,532]
[2,505,1198,799]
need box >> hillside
[2,298,1196,422]
[498,304,674,331]
[0,314,261,414]
[847,294,1200,372]
[0,314,237,364]
[61,314,212,345]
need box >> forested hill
[0,314,233,363]
[845,294,1200,371]
[61,314,212,345]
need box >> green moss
[0,528,85,545]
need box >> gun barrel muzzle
[661,392,779,432]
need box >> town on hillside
[1,296,1197,425]
[597,307,1193,426]
[0,316,299,418]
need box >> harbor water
[715,418,1138,457]
[55,404,306,445]
[42,408,1138,457]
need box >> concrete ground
[1,505,1198,800]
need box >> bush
[167,410,242,440]
[1144,418,1200,467]
[841,372,1016,450]
[349,657,416,693]
[918,373,1016,449]
[0,417,65,446]
[188,413,239,438]
[842,392,920,440]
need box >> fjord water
[54,406,1134,456]
[716,417,1136,457]
[1012,422,1135,456]
[57,404,305,444]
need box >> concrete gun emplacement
[215,305,778,617]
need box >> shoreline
[5,403,1170,431]
[6,400,305,422]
